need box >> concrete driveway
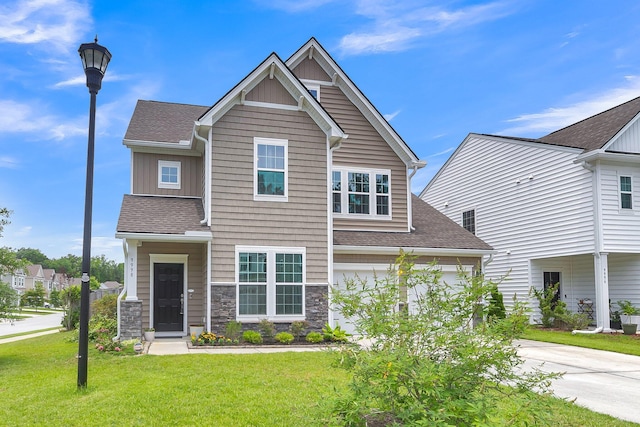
[517,339,640,424]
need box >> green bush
[242,330,263,344]
[91,294,118,319]
[530,283,566,328]
[88,314,117,341]
[306,331,323,343]
[258,319,275,338]
[487,284,506,320]
[322,323,349,342]
[275,332,294,344]
[224,321,242,340]
[329,251,558,426]
[289,320,309,340]
[558,311,590,331]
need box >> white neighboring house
[421,96,640,331]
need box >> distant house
[115,38,492,339]
[25,265,46,297]
[421,96,640,330]
[1,268,26,297]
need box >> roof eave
[334,245,495,257]
[115,231,212,242]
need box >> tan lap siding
[292,57,332,82]
[321,85,408,231]
[136,242,205,328]
[211,105,329,284]
[246,78,297,105]
[132,152,203,197]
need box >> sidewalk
[0,312,63,344]
[147,338,325,355]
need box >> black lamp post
[77,37,111,389]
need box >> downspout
[114,240,129,341]
[408,160,427,231]
[193,122,209,225]
[327,138,341,328]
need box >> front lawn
[523,327,640,356]
[0,332,637,426]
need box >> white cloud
[500,76,640,136]
[0,99,84,140]
[339,0,515,55]
[383,109,401,121]
[70,236,124,262]
[0,0,90,51]
[53,72,130,89]
[0,156,20,169]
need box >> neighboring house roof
[124,100,209,144]
[539,96,640,151]
[26,264,44,278]
[116,195,211,237]
[101,281,122,290]
[43,269,55,279]
[334,196,492,253]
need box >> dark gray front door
[154,263,184,332]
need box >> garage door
[332,263,470,336]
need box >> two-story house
[115,38,492,339]
[421,96,640,331]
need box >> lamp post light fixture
[77,37,111,389]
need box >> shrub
[88,314,117,341]
[275,332,294,344]
[486,284,506,320]
[329,251,559,426]
[306,331,323,343]
[91,294,118,319]
[322,323,349,342]
[258,319,275,339]
[558,311,590,331]
[289,320,309,340]
[242,330,263,344]
[224,320,242,340]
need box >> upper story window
[620,176,633,210]
[254,137,288,201]
[462,209,476,234]
[333,168,391,219]
[306,84,320,100]
[158,160,181,189]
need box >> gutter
[114,240,128,341]
[408,160,427,231]
[192,122,210,225]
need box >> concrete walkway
[147,338,324,355]
[516,339,640,424]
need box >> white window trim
[332,167,392,220]
[235,246,306,322]
[158,160,181,190]
[619,174,633,212]
[253,137,288,202]
[305,83,320,101]
[462,208,476,234]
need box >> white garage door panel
[333,264,471,335]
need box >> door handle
[180,293,184,315]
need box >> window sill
[237,316,306,323]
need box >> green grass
[523,327,640,356]
[0,332,637,426]
[0,327,60,340]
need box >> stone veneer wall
[209,285,328,333]
[119,300,142,340]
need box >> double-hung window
[237,247,304,320]
[254,137,287,201]
[158,160,181,189]
[620,176,633,210]
[332,168,391,218]
[462,209,476,234]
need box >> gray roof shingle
[538,96,640,151]
[117,195,209,235]
[334,195,492,251]
[124,100,208,143]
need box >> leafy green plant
[306,331,324,343]
[557,311,590,331]
[289,320,309,340]
[0,281,18,322]
[91,294,118,318]
[275,332,294,344]
[486,284,506,320]
[321,323,349,342]
[330,251,559,426]
[617,300,639,324]
[530,283,566,328]
[88,314,117,341]
[224,320,243,340]
[258,319,275,339]
[242,330,263,344]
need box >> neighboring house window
[462,209,475,234]
[254,137,288,201]
[158,160,181,189]
[237,247,304,319]
[620,176,633,210]
[14,275,24,289]
[333,168,391,218]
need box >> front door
[543,271,561,309]
[154,263,184,332]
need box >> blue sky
[1,0,639,263]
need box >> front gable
[604,112,640,154]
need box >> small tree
[530,283,566,328]
[61,285,81,330]
[330,251,558,426]
[0,282,18,322]
[49,289,61,308]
